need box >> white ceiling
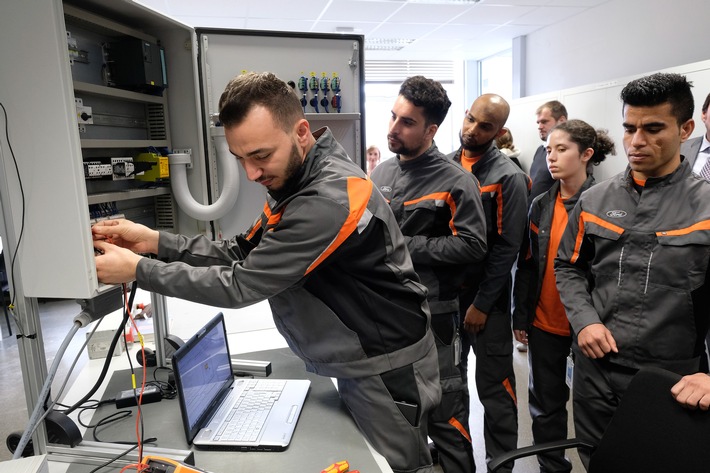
[134,0,611,61]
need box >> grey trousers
[429,312,476,473]
[460,299,518,473]
[528,326,572,473]
[337,340,442,473]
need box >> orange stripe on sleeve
[656,219,710,236]
[404,192,458,235]
[246,202,271,240]
[570,213,586,264]
[305,177,372,275]
[530,221,539,235]
[480,184,503,235]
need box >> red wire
[122,283,149,463]
[119,463,149,473]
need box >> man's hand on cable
[92,218,159,255]
[94,241,142,284]
[92,219,159,285]
[577,323,618,359]
[463,305,488,334]
[671,373,710,411]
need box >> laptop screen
[172,312,234,443]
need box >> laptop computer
[171,312,310,451]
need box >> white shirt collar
[700,134,710,154]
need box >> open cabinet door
[195,29,365,238]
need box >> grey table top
[74,347,383,473]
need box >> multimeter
[142,455,211,473]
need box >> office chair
[488,367,710,472]
[1,250,12,337]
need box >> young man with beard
[93,72,442,473]
[448,94,530,473]
[370,76,487,473]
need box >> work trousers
[428,312,476,473]
[528,326,573,473]
[337,338,441,473]
[459,290,518,473]
[571,347,636,471]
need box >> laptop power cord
[115,385,162,408]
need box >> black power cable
[64,281,138,415]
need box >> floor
[0,296,584,472]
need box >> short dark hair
[702,92,710,114]
[536,100,568,120]
[620,72,694,125]
[398,76,452,127]
[218,72,304,132]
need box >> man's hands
[671,373,710,411]
[92,219,159,284]
[463,305,488,333]
[577,323,618,359]
[92,219,159,254]
[94,242,142,284]
[514,329,528,346]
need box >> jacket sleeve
[512,201,538,330]
[473,171,530,314]
[406,173,487,266]
[554,198,601,335]
[136,195,353,308]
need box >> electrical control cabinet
[0,0,364,298]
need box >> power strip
[115,385,162,408]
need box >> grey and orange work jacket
[555,159,710,373]
[137,127,435,379]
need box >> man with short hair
[371,75,486,473]
[530,101,568,202]
[555,72,710,470]
[681,92,710,174]
[681,91,710,369]
[448,94,530,473]
[93,71,442,473]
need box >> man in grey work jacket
[555,72,710,470]
[371,76,487,473]
[93,72,441,473]
[448,94,530,473]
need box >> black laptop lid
[172,312,234,443]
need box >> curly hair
[398,75,452,127]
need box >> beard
[459,130,493,155]
[387,134,420,157]
[272,142,306,193]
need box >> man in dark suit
[681,91,710,369]
[529,101,567,203]
[681,92,710,175]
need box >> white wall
[508,60,710,184]
[524,0,710,97]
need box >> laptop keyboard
[214,379,287,442]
